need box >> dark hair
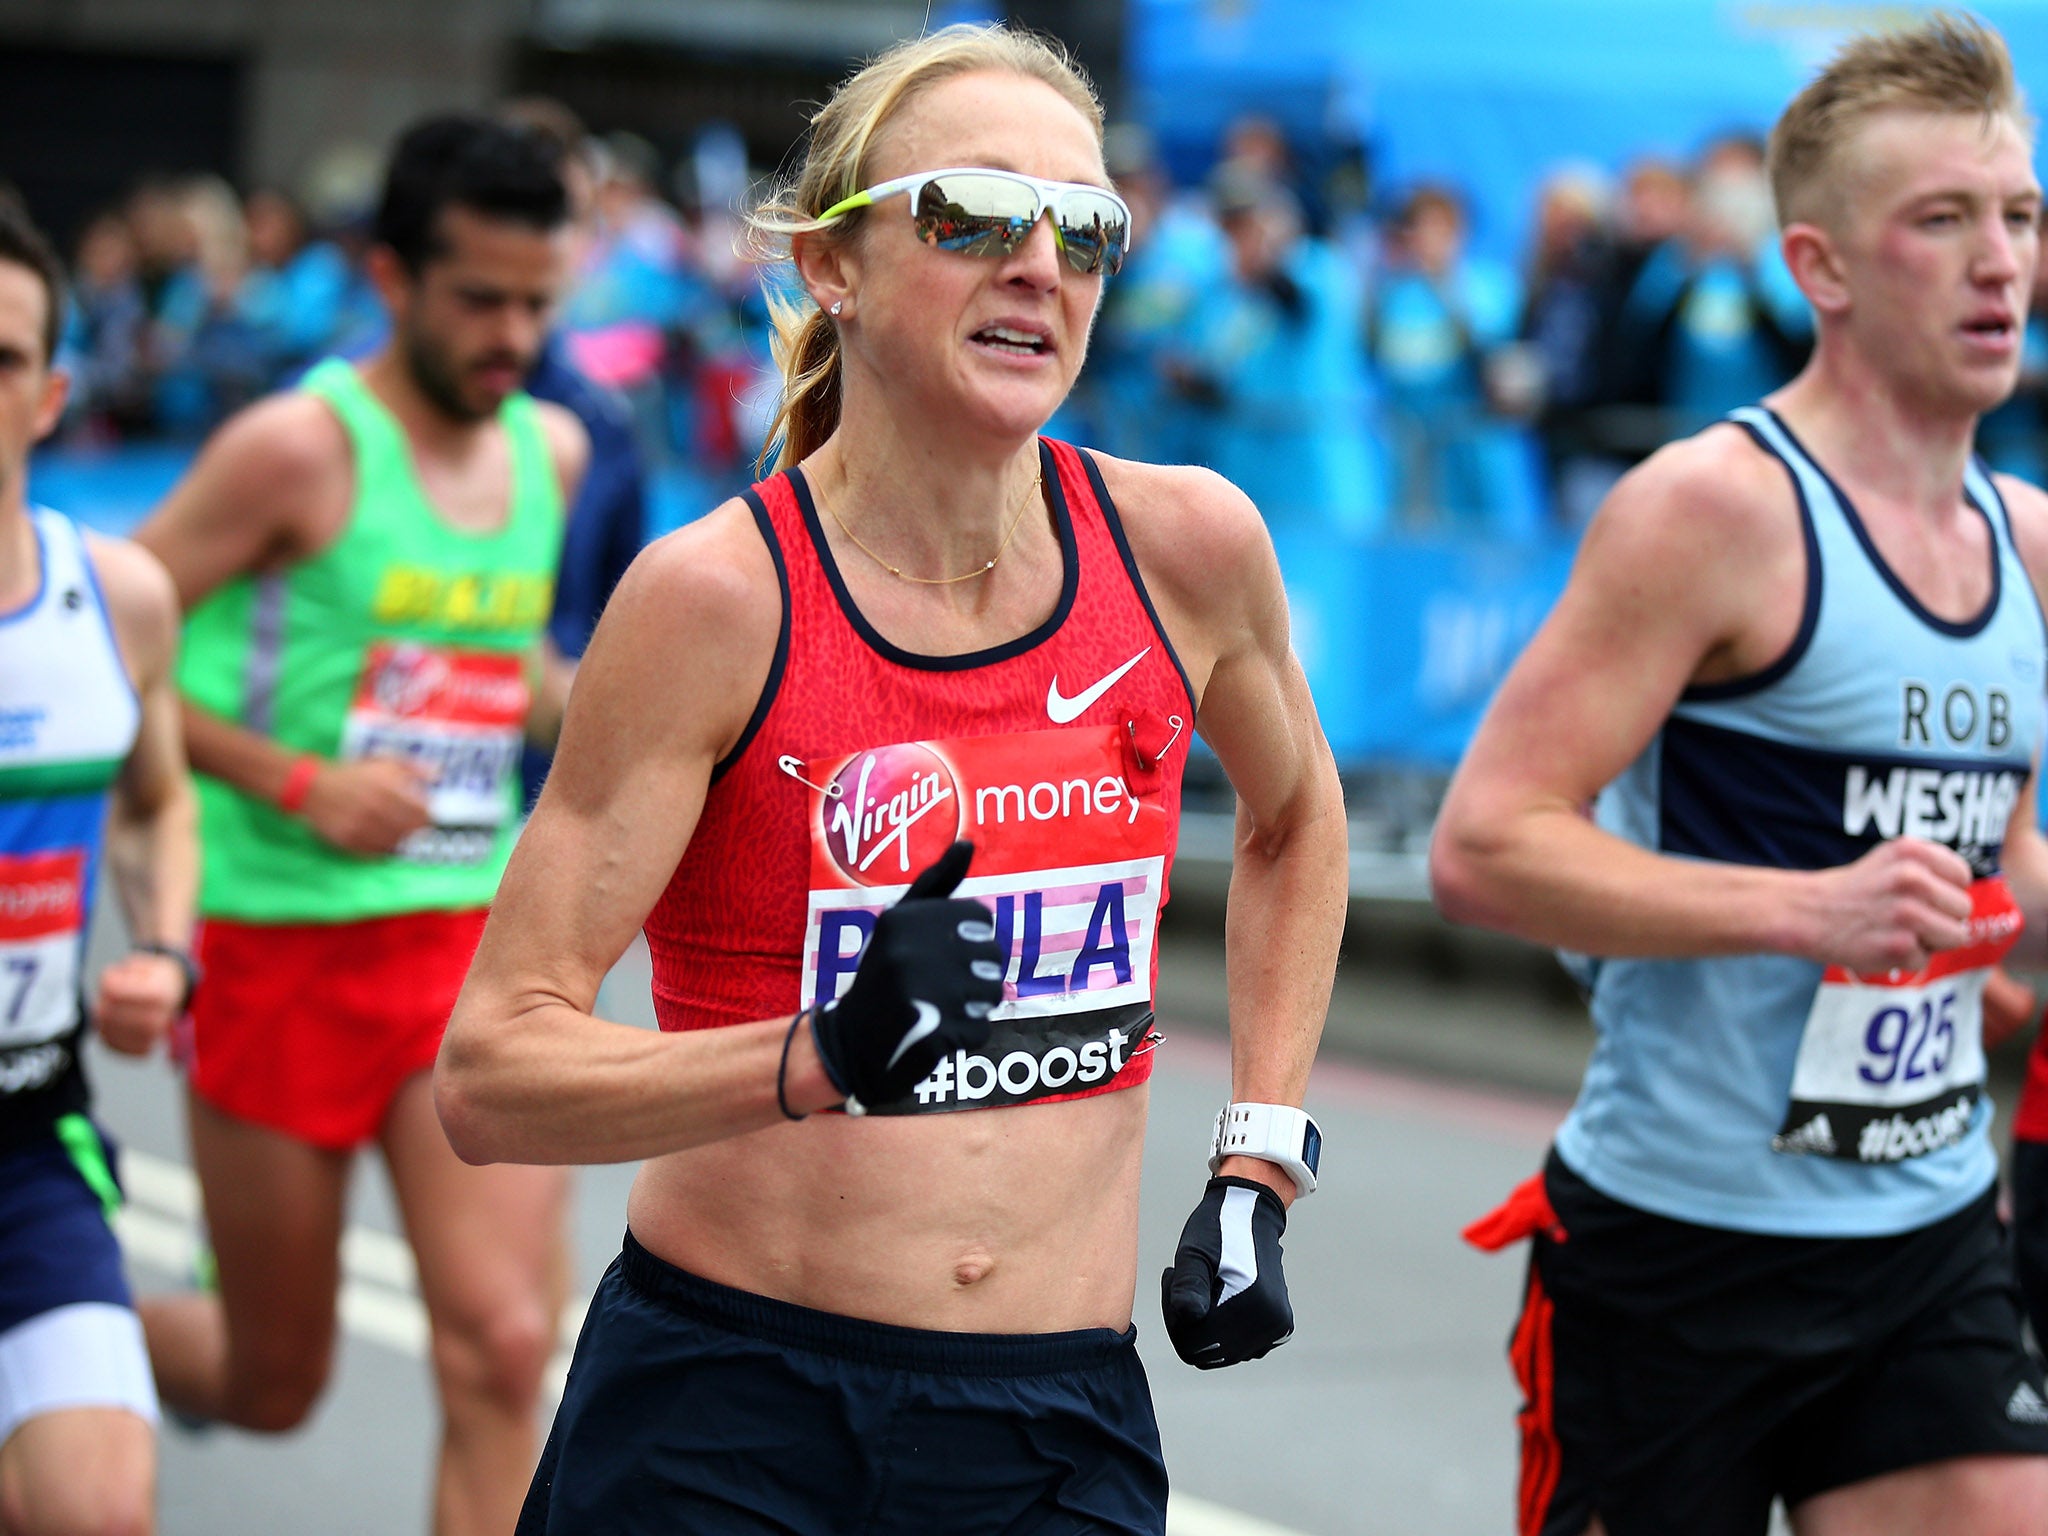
[0,202,64,365]
[374,113,570,273]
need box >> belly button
[952,1255,996,1288]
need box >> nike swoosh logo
[1046,647,1150,724]
[887,1000,943,1070]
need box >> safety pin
[1124,714,1187,772]
[1128,1027,1167,1059]
[778,756,843,798]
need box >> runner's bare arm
[436,503,844,1165]
[1989,473,2048,964]
[131,397,432,850]
[1106,460,1348,1202]
[85,534,198,1056]
[1431,430,1973,972]
[132,393,351,608]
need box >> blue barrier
[30,443,1569,771]
[1273,528,1575,768]
[31,444,197,538]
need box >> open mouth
[1963,316,2016,343]
[972,325,1050,356]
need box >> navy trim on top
[1971,457,2048,656]
[0,512,49,629]
[1076,449,1199,718]
[710,488,793,783]
[786,439,1078,672]
[1763,406,2000,639]
[1681,421,1825,702]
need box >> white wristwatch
[1208,1102,1321,1198]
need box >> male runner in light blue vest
[1436,16,2048,1536]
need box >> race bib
[338,642,527,867]
[797,725,1169,1114]
[0,849,84,1051]
[1774,876,2020,1163]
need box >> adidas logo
[1772,1114,1837,1157]
[2006,1382,2048,1426]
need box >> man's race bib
[1774,876,2020,1163]
[338,642,527,867]
[797,725,1169,1115]
[0,849,83,1054]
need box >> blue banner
[35,442,1573,772]
[1274,528,1576,768]
[1132,0,2048,259]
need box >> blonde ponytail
[762,291,843,473]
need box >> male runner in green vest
[134,117,586,1536]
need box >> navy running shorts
[518,1231,1169,1536]
[0,1121,132,1333]
[1513,1150,2048,1536]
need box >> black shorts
[1514,1151,2048,1536]
[2009,1137,2048,1350]
[518,1231,1168,1536]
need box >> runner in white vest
[0,206,197,1536]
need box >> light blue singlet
[1558,405,2048,1237]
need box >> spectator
[1369,184,1546,536]
[498,98,654,805]
[1519,166,1623,524]
[1177,162,1386,538]
[1602,135,1811,434]
[150,175,267,435]
[238,187,354,373]
[1080,123,1227,463]
[62,210,151,440]
[563,131,690,393]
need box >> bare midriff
[624,1084,1149,1333]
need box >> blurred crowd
[39,106,2048,540]
[49,108,772,522]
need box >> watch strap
[1209,1101,1321,1197]
[133,943,201,1014]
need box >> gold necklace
[820,465,1043,585]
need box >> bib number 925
[1859,989,1957,1087]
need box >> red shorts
[188,908,489,1151]
[2017,1026,2048,1143]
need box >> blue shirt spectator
[1370,186,1546,537]
[520,331,651,803]
[1179,167,1386,539]
[1087,176,1228,466]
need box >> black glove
[1161,1175,1293,1368]
[811,840,1004,1112]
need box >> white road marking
[1164,1499,1319,1536]
[115,1149,1309,1536]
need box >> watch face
[1302,1119,1322,1177]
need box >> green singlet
[179,358,562,923]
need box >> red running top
[642,440,1197,1116]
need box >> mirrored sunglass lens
[1054,191,1129,275]
[913,174,1041,255]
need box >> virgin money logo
[370,645,451,717]
[824,743,960,886]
